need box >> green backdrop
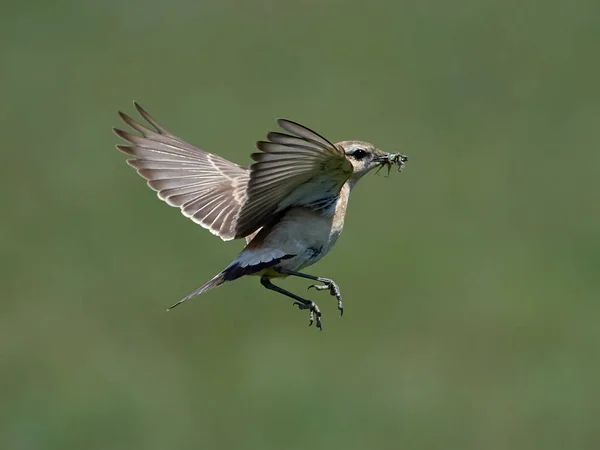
[2,0,599,449]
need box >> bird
[113,102,408,330]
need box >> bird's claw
[308,283,329,292]
[308,278,344,318]
[293,300,322,330]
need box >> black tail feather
[167,272,226,311]
[167,254,294,311]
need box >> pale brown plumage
[115,103,352,241]
[114,103,407,330]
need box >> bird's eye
[352,148,368,160]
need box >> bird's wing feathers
[114,103,249,241]
[115,107,352,240]
[234,119,353,238]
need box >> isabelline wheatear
[114,103,407,330]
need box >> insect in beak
[375,153,408,177]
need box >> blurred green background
[2,0,599,449]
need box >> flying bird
[114,103,407,330]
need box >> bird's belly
[256,247,328,279]
[275,244,329,272]
[257,206,344,273]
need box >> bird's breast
[266,207,340,251]
[241,183,351,273]
[269,184,350,267]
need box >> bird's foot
[293,300,322,330]
[308,278,343,317]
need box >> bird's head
[337,140,408,184]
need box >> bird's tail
[166,255,279,311]
[167,271,226,311]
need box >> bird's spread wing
[114,103,249,241]
[234,119,353,238]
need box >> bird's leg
[260,276,322,330]
[275,269,344,317]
